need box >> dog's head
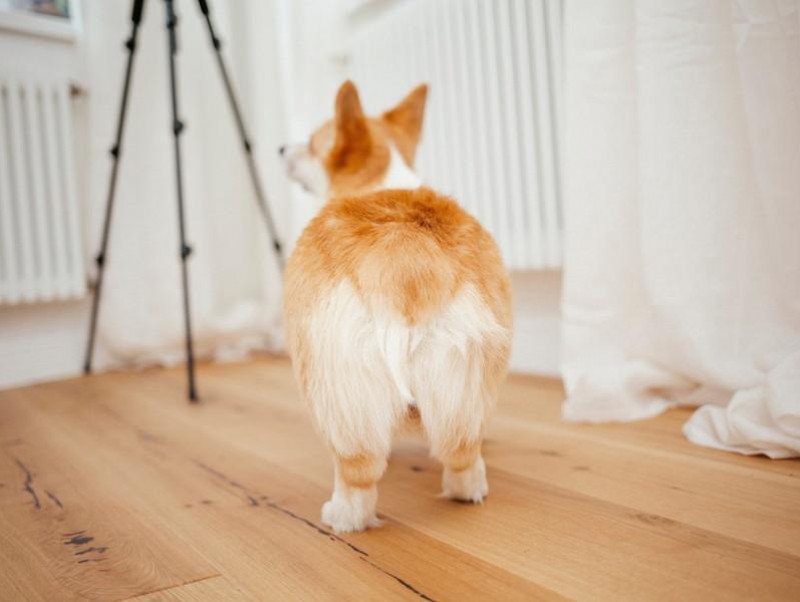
[280,81,428,199]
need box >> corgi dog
[281,81,512,533]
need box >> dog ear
[328,80,372,171]
[382,83,428,166]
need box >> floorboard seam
[194,460,438,600]
[114,573,221,602]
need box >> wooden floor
[1,358,799,601]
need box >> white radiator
[347,0,564,270]
[0,75,85,304]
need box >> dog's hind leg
[313,370,401,533]
[438,441,488,503]
[322,452,388,533]
[317,389,399,532]
[410,288,509,503]
[304,282,407,532]
[412,340,494,503]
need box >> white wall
[509,271,561,376]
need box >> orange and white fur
[281,81,511,533]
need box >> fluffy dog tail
[353,194,460,401]
[374,319,416,403]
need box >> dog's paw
[321,494,381,534]
[440,456,488,503]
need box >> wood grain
[0,356,797,601]
[124,577,253,601]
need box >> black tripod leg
[84,0,147,375]
[164,0,198,402]
[195,0,285,270]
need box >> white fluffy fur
[381,145,422,190]
[306,280,507,531]
[442,456,488,503]
[322,478,382,534]
[306,281,406,459]
[282,144,328,197]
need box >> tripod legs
[196,0,285,270]
[84,1,145,375]
[165,0,198,402]
[85,0,197,402]
[85,0,280,403]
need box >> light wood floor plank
[20,386,424,601]
[485,415,800,556]
[114,381,561,600]
[499,374,800,479]
[1,357,798,601]
[128,361,800,560]
[381,444,800,600]
[0,391,216,602]
[27,372,558,601]
[122,576,254,601]
[92,363,800,600]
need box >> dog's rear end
[282,82,511,533]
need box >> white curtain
[81,1,288,369]
[561,0,800,458]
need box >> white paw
[321,488,381,533]
[441,456,488,503]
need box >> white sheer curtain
[561,0,800,458]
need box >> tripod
[83,0,284,402]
